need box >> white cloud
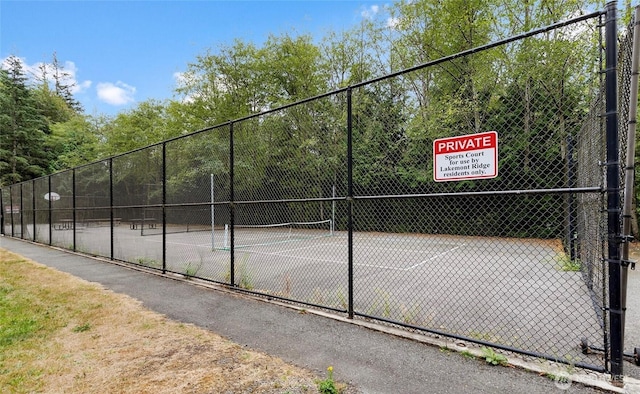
[361,5,380,19]
[75,80,93,93]
[96,81,136,106]
[61,61,92,94]
[1,56,92,94]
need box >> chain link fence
[1,5,635,375]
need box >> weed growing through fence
[400,303,421,325]
[558,256,582,272]
[336,289,347,310]
[134,257,160,268]
[481,347,508,366]
[224,254,254,290]
[368,289,393,318]
[184,262,201,278]
[282,273,292,298]
[549,254,582,272]
[310,288,348,310]
[310,288,326,305]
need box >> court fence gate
[1,1,638,381]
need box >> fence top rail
[0,8,606,190]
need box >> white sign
[433,131,498,182]
[44,192,60,201]
[4,205,19,214]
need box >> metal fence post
[347,87,354,319]
[604,0,623,382]
[0,188,4,236]
[72,169,77,251]
[48,175,52,245]
[10,186,14,237]
[20,183,23,240]
[109,158,114,260]
[31,179,36,241]
[162,142,167,274]
[621,4,640,368]
[230,121,235,286]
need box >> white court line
[144,238,212,248]
[244,247,465,272]
[277,242,456,256]
[246,248,346,266]
[144,238,466,271]
[268,243,341,254]
[405,244,466,270]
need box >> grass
[461,350,476,360]
[71,323,91,333]
[134,256,161,268]
[552,254,582,272]
[481,346,508,366]
[0,255,94,392]
[224,254,254,290]
[368,289,393,318]
[183,261,201,278]
[317,366,345,394]
[0,248,326,393]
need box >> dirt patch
[0,248,331,393]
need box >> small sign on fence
[433,131,498,182]
[4,205,19,214]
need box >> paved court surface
[5,223,612,370]
[0,236,623,393]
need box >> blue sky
[0,0,389,116]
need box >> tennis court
[22,220,600,364]
[6,6,636,375]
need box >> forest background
[1,0,638,234]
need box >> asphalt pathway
[0,236,612,393]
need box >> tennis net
[220,219,334,249]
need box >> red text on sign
[435,134,496,154]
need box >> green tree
[0,56,50,185]
[50,52,83,113]
[99,100,172,156]
[31,83,74,125]
[47,114,101,170]
[175,39,266,125]
[262,33,328,105]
